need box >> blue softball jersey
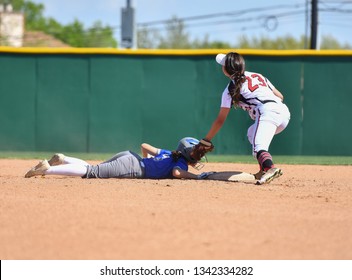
[142,149,188,179]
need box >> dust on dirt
[1,159,351,260]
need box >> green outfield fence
[0,47,351,156]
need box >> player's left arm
[172,167,214,180]
[273,88,284,101]
[141,143,160,158]
[266,77,284,101]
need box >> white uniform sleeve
[220,83,232,108]
[265,77,276,91]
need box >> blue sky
[31,0,352,48]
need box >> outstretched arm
[204,107,230,141]
[172,167,214,180]
[172,167,199,179]
[141,143,160,158]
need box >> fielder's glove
[197,171,216,180]
[192,138,214,161]
[199,138,214,152]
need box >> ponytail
[228,75,246,107]
[224,52,246,107]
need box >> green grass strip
[1,151,351,165]
[206,155,352,165]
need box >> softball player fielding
[199,52,290,185]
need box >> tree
[84,21,117,48]
[193,35,231,49]
[158,16,192,49]
[235,34,351,50]
[9,0,117,47]
[137,16,232,49]
[54,20,117,48]
[136,15,351,50]
[11,0,46,30]
[320,35,351,50]
[137,27,161,49]
[9,1,350,50]
[236,35,306,49]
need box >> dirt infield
[0,159,351,260]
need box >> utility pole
[310,0,318,49]
[121,0,136,48]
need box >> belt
[262,100,277,104]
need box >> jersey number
[246,74,267,92]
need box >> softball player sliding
[24,137,213,180]
[201,52,290,185]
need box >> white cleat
[25,159,50,178]
[256,168,283,185]
[48,153,65,166]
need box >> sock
[63,156,89,165]
[257,150,274,171]
[46,164,88,177]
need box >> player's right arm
[141,143,160,158]
[172,167,215,180]
[172,167,199,179]
[204,107,230,141]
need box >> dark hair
[171,150,184,162]
[171,147,204,164]
[224,52,246,107]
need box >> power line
[137,3,306,28]
[136,7,307,37]
[6,1,350,46]
[42,2,350,38]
